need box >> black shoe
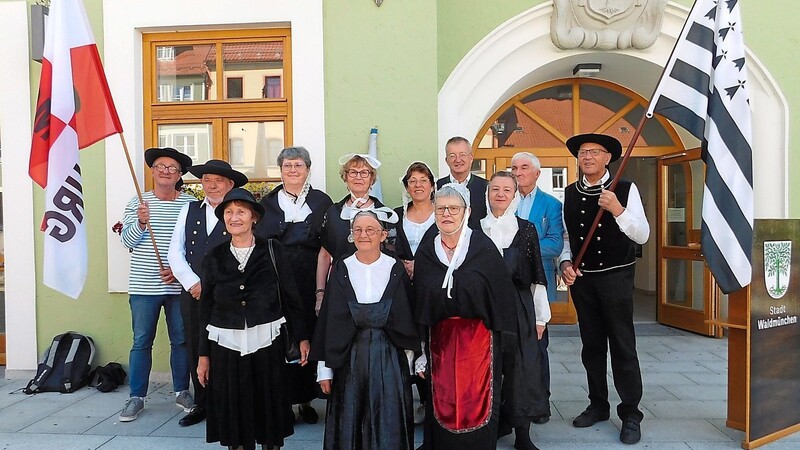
[620,420,641,444]
[178,407,205,427]
[298,404,319,424]
[572,408,610,428]
[531,414,550,424]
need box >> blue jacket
[524,189,564,302]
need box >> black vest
[184,201,230,276]
[564,177,636,273]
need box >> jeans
[128,294,190,398]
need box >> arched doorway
[471,77,685,324]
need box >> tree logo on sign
[764,241,791,299]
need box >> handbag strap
[267,239,284,312]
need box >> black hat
[565,133,622,162]
[144,147,193,174]
[188,159,248,188]
[215,188,265,221]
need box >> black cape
[413,230,516,333]
[310,256,420,367]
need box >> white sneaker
[414,403,426,425]
[119,397,144,422]
[175,390,195,413]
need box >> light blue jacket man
[513,153,564,303]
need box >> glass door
[657,149,721,336]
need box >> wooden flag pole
[118,132,166,271]
[571,112,648,269]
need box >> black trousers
[180,290,205,409]
[570,265,643,423]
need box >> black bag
[91,362,127,393]
[23,332,96,394]
[268,239,301,362]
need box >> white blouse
[403,213,435,256]
[318,252,410,381]
[277,188,312,223]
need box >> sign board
[747,219,800,446]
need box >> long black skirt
[500,288,549,426]
[324,327,414,450]
[206,339,295,450]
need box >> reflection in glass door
[657,149,720,336]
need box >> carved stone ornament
[551,0,667,50]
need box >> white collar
[450,173,472,186]
[582,170,610,186]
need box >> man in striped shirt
[118,147,197,422]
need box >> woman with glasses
[481,172,550,450]
[393,161,438,425]
[311,208,419,450]
[413,183,517,449]
[255,147,333,425]
[315,154,387,316]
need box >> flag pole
[118,132,166,270]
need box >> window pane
[228,121,284,180]
[156,45,217,102]
[157,123,212,180]
[227,77,243,99]
[222,42,284,100]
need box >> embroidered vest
[184,201,230,275]
[564,178,635,273]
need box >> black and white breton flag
[646,0,753,294]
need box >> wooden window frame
[142,28,293,187]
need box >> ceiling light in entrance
[573,63,602,77]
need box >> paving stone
[662,384,728,401]
[0,432,112,449]
[643,400,728,419]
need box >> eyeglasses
[154,163,180,174]
[281,163,306,171]
[347,169,372,179]
[577,148,609,158]
[352,227,381,236]
[435,205,464,216]
[446,152,471,161]
[407,178,430,185]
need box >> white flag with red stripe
[29,0,123,299]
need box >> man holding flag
[29,0,123,299]
[119,147,196,422]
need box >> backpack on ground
[23,332,96,394]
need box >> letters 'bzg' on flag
[645,0,753,294]
[29,0,123,299]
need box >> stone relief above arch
[551,0,668,50]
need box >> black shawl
[413,230,516,333]
[309,256,420,368]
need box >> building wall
[322,0,439,206]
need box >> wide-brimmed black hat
[188,159,248,188]
[215,188,265,221]
[144,147,192,174]
[565,133,622,162]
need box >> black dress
[255,185,333,404]
[499,218,550,426]
[199,237,309,450]
[393,205,438,262]
[414,231,517,449]
[321,195,387,262]
[310,256,420,450]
